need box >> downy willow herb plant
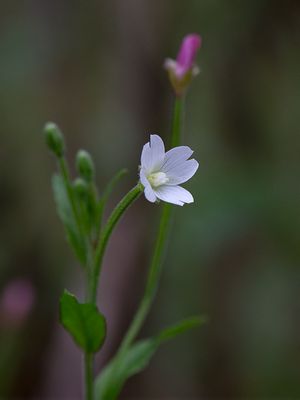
[44,33,203,400]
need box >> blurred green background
[0,0,300,398]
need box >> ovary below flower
[139,135,199,206]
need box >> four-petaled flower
[139,135,199,206]
[164,33,202,96]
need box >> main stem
[85,242,95,400]
[84,353,93,400]
[58,156,95,400]
[119,96,183,353]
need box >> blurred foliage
[0,0,299,398]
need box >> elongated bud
[76,150,95,182]
[44,122,65,157]
[73,177,89,199]
[164,34,202,96]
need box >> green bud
[76,150,95,182]
[44,122,65,157]
[73,177,89,199]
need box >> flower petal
[153,185,194,206]
[165,159,199,185]
[161,146,193,174]
[139,168,157,203]
[144,186,157,202]
[176,34,202,76]
[141,134,165,173]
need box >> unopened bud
[73,177,89,199]
[44,122,65,157]
[76,150,95,182]
[164,34,202,97]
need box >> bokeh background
[1,0,300,398]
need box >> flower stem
[83,240,96,399]
[118,203,171,353]
[84,352,93,400]
[118,96,184,353]
[170,97,183,148]
[91,183,143,304]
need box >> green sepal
[94,315,206,400]
[52,174,87,264]
[60,290,106,353]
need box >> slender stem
[91,184,143,303]
[170,97,183,148]
[119,204,171,353]
[84,353,93,400]
[82,239,95,400]
[118,95,184,353]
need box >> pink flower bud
[164,33,202,96]
[0,279,35,327]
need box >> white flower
[139,134,199,206]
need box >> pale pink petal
[140,168,157,202]
[176,34,202,77]
[166,159,199,185]
[153,185,194,206]
[161,146,193,174]
[141,134,165,173]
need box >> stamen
[148,172,169,188]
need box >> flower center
[147,172,169,188]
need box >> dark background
[0,0,300,398]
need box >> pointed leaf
[95,315,206,400]
[52,174,86,263]
[95,338,156,400]
[157,315,207,342]
[60,290,106,353]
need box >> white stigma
[147,171,169,188]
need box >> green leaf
[52,174,86,263]
[60,290,106,353]
[157,315,207,342]
[94,315,206,400]
[94,338,156,400]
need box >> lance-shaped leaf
[52,174,86,264]
[60,290,106,353]
[94,316,206,400]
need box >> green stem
[83,240,95,400]
[58,157,85,240]
[119,204,171,353]
[84,353,93,400]
[118,96,184,353]
[91,183,143,303]
[170,97,183,148]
